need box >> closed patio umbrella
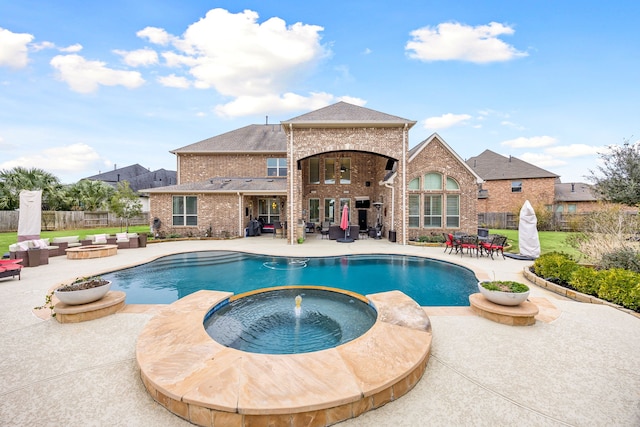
[337,204,353,243]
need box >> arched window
[409,177,420,190]
[446,177,459,190]
[424,173,442,190]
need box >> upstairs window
[446,177,459,190]
[324,159,335,184]
[309,158,320,184]
[511,180,522,193]
[267,158,287,177]
[409,178,420,190]
[339,158,351,184]
[424,173,442,190]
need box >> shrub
[599,247,640,273]
[418,234,445,243]
[596,269,640,311]
[532,252,579,287]
[568,266,600,296]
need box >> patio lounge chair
[0,259,23,280]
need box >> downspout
[384,180,395,238]
[289,123,294,245]
[238,192,242,237]
[402,123,408,245]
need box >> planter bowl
[478,282,529,306]
[55,281,111,305]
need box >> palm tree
[0,167,64,210]
[66,179,115,211]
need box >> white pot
[478,282,529,306]
[55,281,111,305]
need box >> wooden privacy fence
[479,212,590,232]
[0,211,150,232]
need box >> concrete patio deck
[1,235,639,426]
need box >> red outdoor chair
[0,258,23,280]
[481,235,508,259]
[444,233,460,254]
[459,235,479,257]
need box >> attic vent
[223,179,231,183]
[267,179,273,182]
[245,179,252,182]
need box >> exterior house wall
[286,127,406,241]
[407,138,478,240]
[178,153,285,184]
[150,192,240,237]
[478,177,556,214]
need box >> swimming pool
[105,251,479,306]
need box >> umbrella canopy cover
[519,200,540,258]
[340,204,349,230]
[18,190,42,242]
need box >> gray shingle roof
[85,164,151,183]
[172,124,286,154]
[84,164,177,192]
[142,177,287,194]
[282,101,416,127]
[466,150,559,180]
[554,182,598,202]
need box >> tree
[67,179,115,211]
[0,167,65,210]
[109,181,142,231]
[588,139,640,206]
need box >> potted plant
[478,280,530,306]
[54,275,112,305]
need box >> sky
[1,1,638,184]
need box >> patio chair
[480,235,508,259]
[319,221,330,239]
[459,235,479,257]
[273,221,283,238]
[0,258,23,280]
[444,233,460,254]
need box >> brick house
[466,150,559,216]
[145,102,480,244]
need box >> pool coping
[136,289,432,426]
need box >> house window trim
[511,180,523,193]
[172,195,198,227]
[267,158,287,177]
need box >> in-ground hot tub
[137,287,432,426]
[66,244,117,259]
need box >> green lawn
[0,225,150,254]
[490,229,581,258]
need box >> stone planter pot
[478,281,530,306]
[55,281,112,305]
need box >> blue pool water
[105,251,479,306]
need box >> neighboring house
[85,164,177,212]
[144,102,480,244]
[553,182,599,213]
[466,150,559,214]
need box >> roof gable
[85,164,150,182]
[409,133,483,183]
[172,124,287,154]
[282,101,416,127]
[466,150,559,180]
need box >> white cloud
[165,8,328,97]
[0,143,103,178]
[214,92,345,118]
[157,73,190,88]
[545,144,602,158]
[519,152,566,168]
[114,48,158,67]
[406,22,528,63]
[50,54,145,93]
[501,136,557,148]
[423,113,471,130]
[137,26,174,46]
[60,43,83,53]
[31,41,55,51]
[363,48,372,55]
[0,27,34,68]
[161,51,199,67]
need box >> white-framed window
[339,158,351,184]
[267,158,287,177]
[324,198,336,223]
[446,194,460,228]
[339,198,351,222]
[309,198,320,223]
[511,180,522,193]
[568,204,577,213]
[424,173,443,190]
[446,177,459,190]
[423,195,442,228]
[172,196,197,226]
[309,158,320,184]
[409,177,420,190]
[324,158,335,184]
[409,194,420,228]
[258,198,280,223]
